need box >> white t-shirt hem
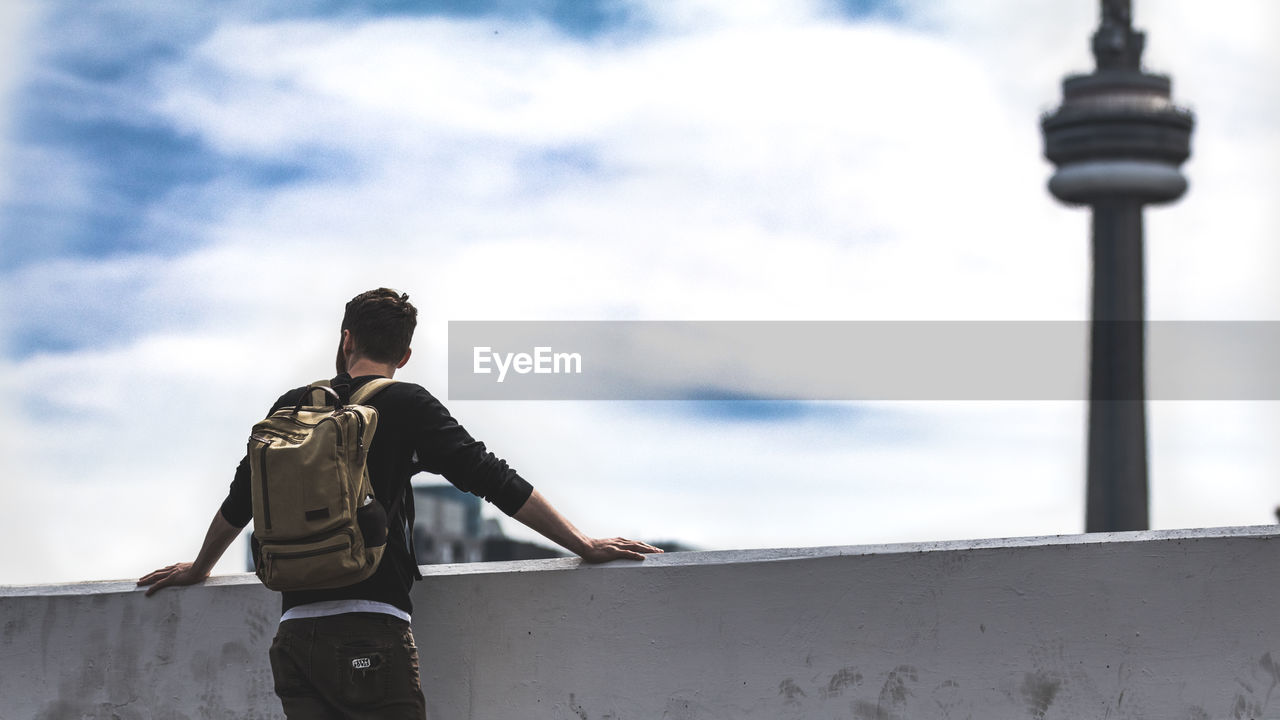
[279,599,411,624]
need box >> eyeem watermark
[473,346,583,383]
[450,321,1280,400]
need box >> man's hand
[514,489,664,563]
[137,511,242,596]
[578,537,664,564]
[137,562,210,597]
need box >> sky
[0,0,1276,586]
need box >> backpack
[248,378,398,591]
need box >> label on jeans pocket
[352,657,373,670]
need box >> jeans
[269,613,427,719]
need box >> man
[139,288,661,719]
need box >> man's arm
[137,510,242,596]
[513,489,662,563]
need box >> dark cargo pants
[269,613,427,720]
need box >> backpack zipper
[252,429,304,444]
[254,440,272,531]
[268,539,350,560]
[354,410,367,452]
[318,415,344,448]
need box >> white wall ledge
[4,526,1278,719]
[8,525,1273,594]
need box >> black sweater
[220,373,534,615]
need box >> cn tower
[1041,0,1194,532]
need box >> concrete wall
[2,526,1278,719]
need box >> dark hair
[340,288,418,366]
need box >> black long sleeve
[406,385,533,516]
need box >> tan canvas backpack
[249,378,396,591]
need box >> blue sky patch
[317,0,637,38]
[832,0,902,22]
[674,387,868,423]
[2,101,324,268]
[1,3,321,270]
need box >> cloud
[145,10,1089,321]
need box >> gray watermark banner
[447,321,1280,401]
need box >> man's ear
[337,329,356,374]
[396,347,412,369]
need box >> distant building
[639,540,698,554]
[411,483,564,564]
[411,484,696,562]
[1041,0,1193,532]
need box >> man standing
[139,288,661,718]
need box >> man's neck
[344,358,397,379]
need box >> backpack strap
[304,377,396,407]
[350,377,397,405]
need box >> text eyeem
[473,346,583,383]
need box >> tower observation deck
[1040,0,1194,532]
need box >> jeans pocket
[336,641,390,707]
[269,631,309,699]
